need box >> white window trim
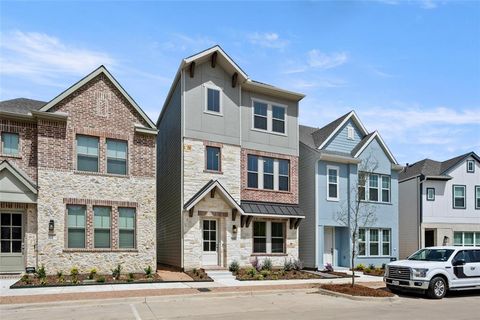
[326,165,339,201]
[347,125,355,140]
[467,160,475,173]
[252,220,286,254]
[358,228,391,257]
[453,231,480,247]
[204,83,223,116]
[381,176,391,203]
[358,172,392,204]
[453,185,466,209]
[476,186,480,210]
[248,156,290,192]
[426,187,435,201]
[251,98,288,136]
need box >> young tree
[336,154,378,286]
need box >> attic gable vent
[95,91,111,117]
[347,126,355,140]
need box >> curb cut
[316,288,399,302]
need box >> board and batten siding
[399,177,420,258]
[157,79,183,268]
[324,119,363,154]
[298,143,317,268]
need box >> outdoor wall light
[232,225,237,234]
[49,219,54,232]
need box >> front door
[202,219,218,266]
[0,212,24,273]
[425,230,435,247]
[323,226,335,266]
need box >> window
[271,222,285,253]
[1,213,22,253]
[247,155,258,188]
[358,228,391,256]
[381,176,390,203]
[206,146,221,172]
[252,99,287,134]
[369,174,379,202]
[253,101,268,130]
[67,205,86,248]
[453,185,466,209]
[206,87,221,113]
[454,232,480,247]
[347,126,354,140]
[358,172,367,201]
[94,206,111,248]
[107,139,127,175]
[272,106,286,133]
[467,160,475,173]
[253,221,267,253]
[263,158,274,190]
[327,166,339,201]
[76,135,99,172]
[1,132,19,156]
[119,208,135,248]
[202,220,217,251]
[427,188,435,201]
[278,160,289,191]
[476,186,480,210]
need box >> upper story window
[1,132,19,156]
[67,205,86,249]
[327,166,339,201]
[347,126,355,140]
[107,139,127,175]
[252,99,287,134]
[427,187,435,201]
[358,172,391,203]
[76,135,99,172]
[247,155,290,192]
[453,185,466,209]
[476,186,480,210]
[205,86,221,114]
[467,160,475,173]
[206,146,221,172]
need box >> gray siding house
[299,111,402,269]
[157,46,305,270]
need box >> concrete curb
[316,288,399,302]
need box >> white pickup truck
[384,246,480,299]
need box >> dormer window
[467,160,475,173]
[347,126,354,140]
[205,85,221,114]
[252,99,287,135]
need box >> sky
[1,0,479,164]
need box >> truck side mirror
[452,259,466,266]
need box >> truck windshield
[408,249,454,262]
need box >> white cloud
[307,50,348,69]
[247,32,289,49]
[158,33,216,52]
[0,31,116,83]
[420,0,438,9]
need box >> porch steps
[205,270,237,282]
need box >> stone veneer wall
[36,169,156,274]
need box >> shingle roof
[351,132,375,157]
[400,152,479,181]
[311,111,351,148]
[241,201,304,218]
[0,98,47,115]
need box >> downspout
[180,68,185,269]
[314,159,319,270]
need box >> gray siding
[157,79,182,268]
[241,90,299,156]
[298,143,317,268]
[184,61,241,146]
[399,177,420,258]
[325,119,363,154]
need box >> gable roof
[183,179,244,213]
[39,66,156,129]
[0,98,47,115]
[351,131,398,165]
[0,160,38,194]
[399,152,479,181]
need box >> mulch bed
[320,283,394,297]
[184,268,212,281]
[358,269,385,277]
[235,268,323,281]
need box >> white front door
[323,227,335,266]
[0,212,24,273]
[202,219,218,266]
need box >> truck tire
[427,276,447,299]
[386,285,400,294]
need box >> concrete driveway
[1,288,479,320]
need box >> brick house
[157,46,305,270]
[0,66,157,274]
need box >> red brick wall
[0,119,38,182]
[38,73,156,177]
[240,148,298,204]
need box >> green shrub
[271,274,279,280]
[262,258,272,271]
[254,274,264,280]
[368,264,375,270]
[40,278,47,286]
[381,263,387,270]
[96,275,106,283]
[56,270,63,278]
[283,259,294,272]
[229,260,240,274]
[363,267,372,273]
[260,270,271,278]
[293,259,304,271]
[192,268,199,276]
[111,264,122,279]
[355,264,365,271]
[127,272,135,282]
[246,267,257,277]
[88,268,97,280]
[20,274,31,284]
[144,265,153,278]
[70,267,79,277]
[58,276,65,283]
[36,265,46,279]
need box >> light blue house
[298,111,402,269]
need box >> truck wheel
[386,285,400,294]
[427,276,447,299]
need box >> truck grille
[388,266,411,280]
